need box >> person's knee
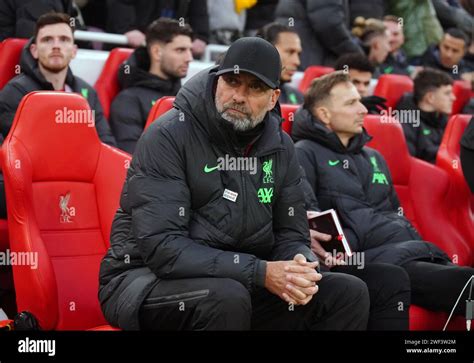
[325,273,370,310]
[366,263,411,294]
[206,278,252,327]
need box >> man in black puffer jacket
[294,71,474,318]
[0,12,116,146]
[99,38,370,331]
[110,18,192,154]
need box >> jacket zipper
[241,171,247,240]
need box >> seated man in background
[0,12,116,146]
[257,22,304,105]
[293,71,474,322]
[334,52,387,114]
[351,17,391,78]
[380,15,414,77]
[396,68,455,163]
[110,18,193,154]
[419,28,472,81]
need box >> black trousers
[332,263,411,330]
[138,272,370,330]
[402,260,474,316]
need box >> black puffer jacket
[0,39,116,146]
[106,0,209,42]
[348,0,386,26]
[110,47,182,154]
[396,93,448,163]
[275,0,363,69]
[292,107,450,266]
[99,66,315,330]
[0,0,74,41]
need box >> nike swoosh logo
[204,164,219,173]
[328,160,340,166]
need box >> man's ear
[268,89,281,110]
[30,43,38,60]
[314,105,331,126]
[372,38,380,51]
[150,43,163,63]
[425,91,435,106]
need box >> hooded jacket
[109,47,182,154]
[0,39,116,146]
[98,66,315,330]
[292,107,450,266]
[396,93,448,163]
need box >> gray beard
[216,102,267,132]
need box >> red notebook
[308,209,353,256]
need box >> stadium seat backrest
[436,114,474,248]
[451,80,471,115]
[94,47,133,119]
[298,66,334,93]
[373,74,413,109]
[144,96,176,130]
[0,38,28,90]
[364,115,473,265]
[280,104,299,135]
[2,91,130,330]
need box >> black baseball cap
[216,37,281,89]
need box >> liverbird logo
[59,192,75,223]
[262,159,274,184]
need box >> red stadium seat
[298,66,334,93]
[364,115,473,267]
[409,305,465,331]
[280,104,299,134]
[94,47,133,119]
[436,114,474,250]
[373,74,413,109]
[2,91,129,330]
[364,115,472,330]
[144,96,175,130]
[451,80,471,115]
[0,38,28,90]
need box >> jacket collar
[292,107,372,154]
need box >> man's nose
[358,102,368,115]
[185,49,193,63]
[52,38,61,48]
[293,53,300,68]
[231,83,248,102]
